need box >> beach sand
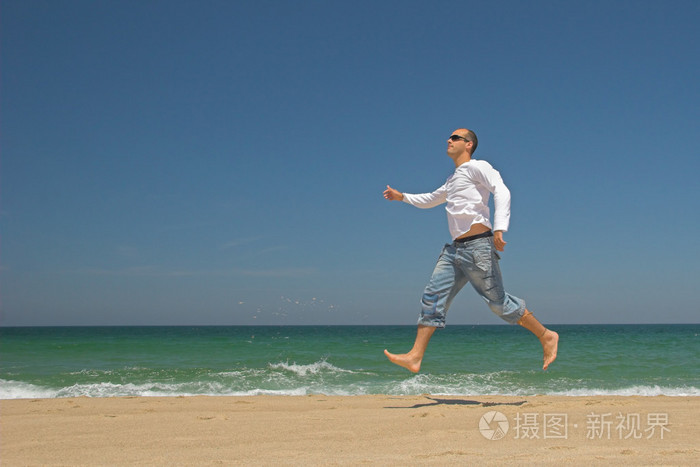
[2,395,698,465]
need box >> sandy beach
[1,395,698,465]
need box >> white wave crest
[268,359,355,377]
[0,379,59,399]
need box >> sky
[1,0,698,326]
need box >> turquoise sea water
[1,325,698,399]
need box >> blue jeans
[418,237,526,327]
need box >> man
[383,128,558,372]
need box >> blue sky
[2,0,698,326]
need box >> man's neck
[452,152,472,167]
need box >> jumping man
[383,128,559,372]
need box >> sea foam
[2,376,698,399]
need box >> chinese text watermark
[479,411,670,441]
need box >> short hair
[462,129,478,155]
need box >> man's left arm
[475,163,511,251]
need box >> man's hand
[494,230,507,252]
[383,185,404,201]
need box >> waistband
[453,231,493,244]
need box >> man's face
[446,130,471,158]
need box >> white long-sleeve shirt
[402,159,511,240]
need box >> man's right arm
[383,185,404,201]
[384,184,448,208]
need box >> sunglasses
[448,135,471,143]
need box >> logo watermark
[478,411,670,441]
[479,411,509,440]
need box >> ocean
[1,325,698,399]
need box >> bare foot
[384,349,422,373]
[541,330,559,370]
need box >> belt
[454,231,493,243]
